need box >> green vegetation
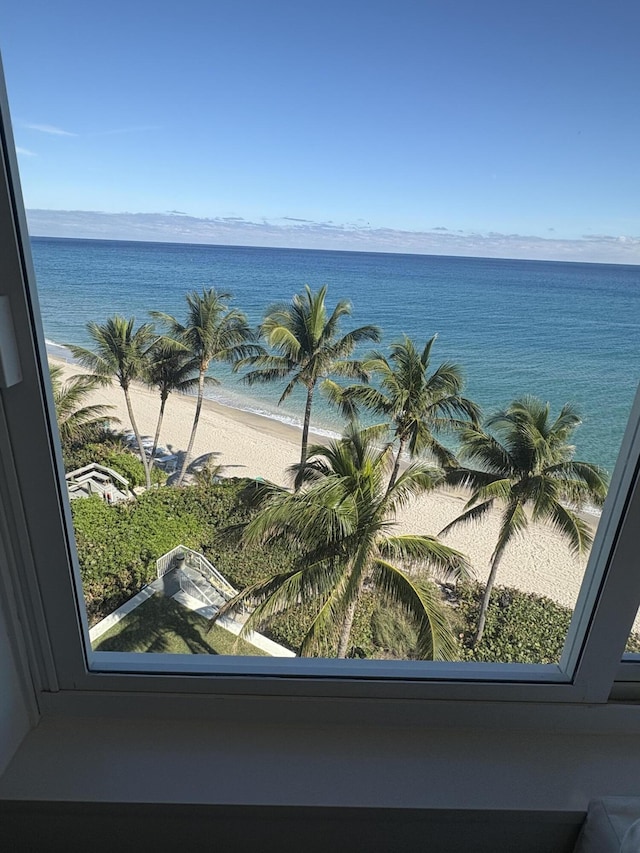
[151,288,256,485]
[143,337,200,468]
[69,478,603,663]
[50,283,610,658]
[329,334,479,488]
[213,429,469,659]
[443,396,608,646]
[72,490,207,621]
[62,440,166,488]
[455,582,571,664]
[93,593,267,656]
[49,361,117,444]
[69,316,156,489]
[241,284,380,487]
[72,479,255,623]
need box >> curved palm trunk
[123,385,151,490]
[177,369,205,486]
[387,435,408,493]
[295,384,315,491]
[473,551,504,648]
[150,392,168,473]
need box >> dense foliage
[53,288,610,655]
[71,478,614,663]
[73,489,206,621]
[443,397,609,646]
[213,430,468,659]
[73,479,251,622]
[63,439,166,488]
[456,581,573,664]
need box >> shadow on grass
[95,594,219,654]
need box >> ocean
[32,236,640,473]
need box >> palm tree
[151,288,255,486]
[327,334,480,491]
[213,428,469,659]
[240,285,380,487]
[49,362,118,444]
[143,339,201,469]
[68,317,156,489]
[440,396,609,647]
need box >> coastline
[50,353,605,622]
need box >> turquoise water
[32,236,640,473]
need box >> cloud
[16,147,36,157]
[581,233,640,246]
[23,123,76,136]
[24,208,640,265]
[87,125,161,137]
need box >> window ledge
[3,705,640,812]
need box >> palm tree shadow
[94,595,218,654]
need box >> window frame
[2,66,640,713]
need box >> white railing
[156,545,184,578]
[156,545,238,601]
[178,573,216,607]
[185,552,237,601]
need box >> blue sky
[2,1,640,262]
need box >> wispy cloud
[24,209,640,265]
[15,147,36,157]
[87,125,161,137]
[24,123,76,137]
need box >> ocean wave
[45,339,75,360]
[204,388,342,440]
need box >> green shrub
[370,600,419,659]
[104,451,166,487]
[73,479,261,623]
[455,582,572,664]
[62,437,125,471]
[72,490,206,623]
[73,478,606,664]
[264,593,377,658]
[62,435,166,487]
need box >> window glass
[3,4,639,672]
[623,607,640,657]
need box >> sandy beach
[52,356,601,618]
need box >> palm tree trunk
[473,551,504,647]
[295,384,315,490]
[177,369,205,486]
[387,435,407,493]
[336,594,360,659]
[150,393,168,473]
[123,385,151,490]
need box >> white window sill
[2,699,640,812]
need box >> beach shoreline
[50,353,606,622]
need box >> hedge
[72,481,628,663]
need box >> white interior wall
[0,564,32,777]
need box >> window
[1,58,640,711]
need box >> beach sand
[51,356,603,619]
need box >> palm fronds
[213,428,464,659]
[442,396,609,646]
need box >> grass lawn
[93,593,268,656]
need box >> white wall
[0,563,32,777]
